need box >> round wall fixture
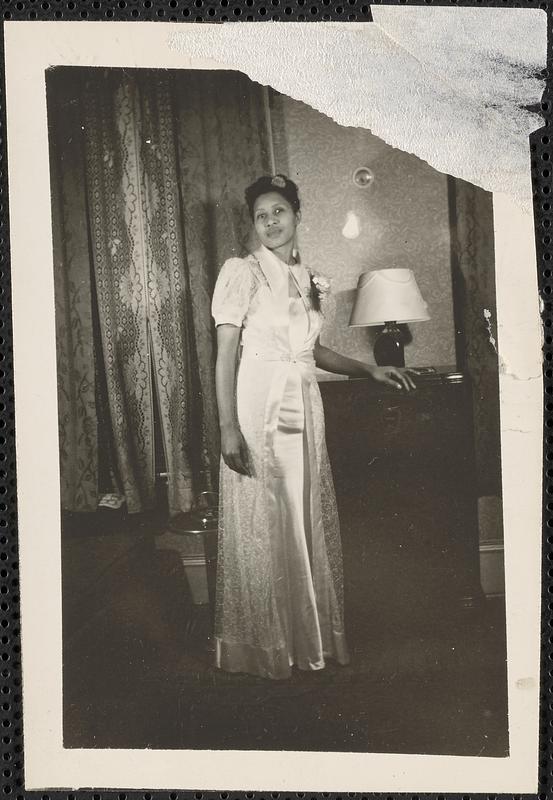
[352,166,374,188]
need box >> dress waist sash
[240,345,317,481]
[241,345,316,372]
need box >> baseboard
[479,539,505,597]
[155,531,210,605]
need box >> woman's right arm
[215,324,251,476]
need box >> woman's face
[252,192,300,252]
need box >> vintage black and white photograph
[4,17,544,793]
[47,63,509,753]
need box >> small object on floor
[98,492,126,510]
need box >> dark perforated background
[0,5,550,797]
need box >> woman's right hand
[221,424,251,476]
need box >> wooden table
[319,368,485,611]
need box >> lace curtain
[49,67,270,514]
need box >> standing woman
[211,175,415,680]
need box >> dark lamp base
[373,322,405,367]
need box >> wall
[270,93,457,368]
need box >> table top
[318,365,463,384]
[319,365,466,391]
[168,510,218,535]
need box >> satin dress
[211,245,349,680]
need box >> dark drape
[50,70,99,513]
[48,67,271,514]
[449,177,503,503]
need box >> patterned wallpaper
[270,93,457,368]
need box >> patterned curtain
[48,67,270,515]
[172,72,270,478]
[449,177,502,501]
[83,73,157,513]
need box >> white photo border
[3,20,543,793]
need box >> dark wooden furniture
[319,367,484,612]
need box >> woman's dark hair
[245,174,300,219]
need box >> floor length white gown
[211,246,349,680]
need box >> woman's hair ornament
[271,174,287,189]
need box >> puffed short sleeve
[211,258,254,327]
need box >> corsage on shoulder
[309,271,331,312]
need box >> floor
[62,506,509,755]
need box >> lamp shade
[349,268,430,326]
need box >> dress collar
[253,245,290,294]
[255,247,314,319]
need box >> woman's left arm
[313,340,417,392]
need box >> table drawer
[323,386,469,456]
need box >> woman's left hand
[369,365,418,392]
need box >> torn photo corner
[3,12,546,794]
[167,9,547,210]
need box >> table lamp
[349,268,430,367]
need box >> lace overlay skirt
[214,352,349,680]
